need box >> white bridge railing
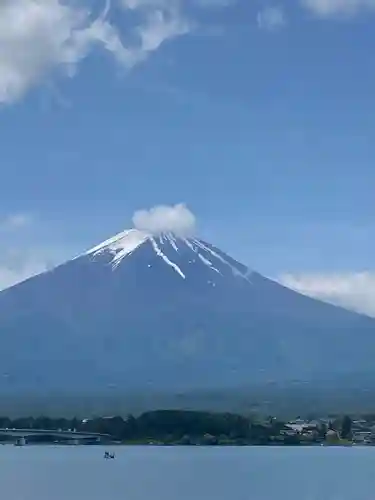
[0,428,111,440]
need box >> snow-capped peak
[85,229,149,267]
[84,229,252,282]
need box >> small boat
[104,451,115,459]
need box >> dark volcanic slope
[0,229,374,392]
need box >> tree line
[0,410,354,445]
[0,410,278,444]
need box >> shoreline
[1,441,364,447]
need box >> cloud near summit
[132,203,196,236]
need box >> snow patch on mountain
[83,228,253,282]
[149,236,185,279]
[85,229,149,268]
[193,239,251,281]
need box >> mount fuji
[0,228,375,394]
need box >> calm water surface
[1,445,374,499]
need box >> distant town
[0,410,374,446]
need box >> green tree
[341,415,352,439]
[318,422,327,439]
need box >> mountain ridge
[0,228,374,394]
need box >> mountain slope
[0,229,374,393]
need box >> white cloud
[301,0,375,17]
[0,0,194,104]
[257,6,286,30]
[122,0,235,9]
[0,253,48,291]
[121,0,173,8]
[121,0,191,54]
[0,213,33,231]
[0,0,122,103]
[0,212,74,290]
[192,0,235,7]
[135,11,190,54]
[0,242,77,291]
[132,203,196,236]
[279,272,375,317]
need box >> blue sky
[0,0,375,314]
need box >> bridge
[0,428,112,445]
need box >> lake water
[1,445,374,499]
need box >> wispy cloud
[0,213,33,231]
[192,0,236,7]
[0,250,48,291]
[0,0,119,103]
[279,271,375,317]
[301,0,375,17]
[1,0,372,104]
[0,213,74,291]
[257,6,286,31]
[0,243,74,291]
[120,0,191,54]
[0,0,226,104]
